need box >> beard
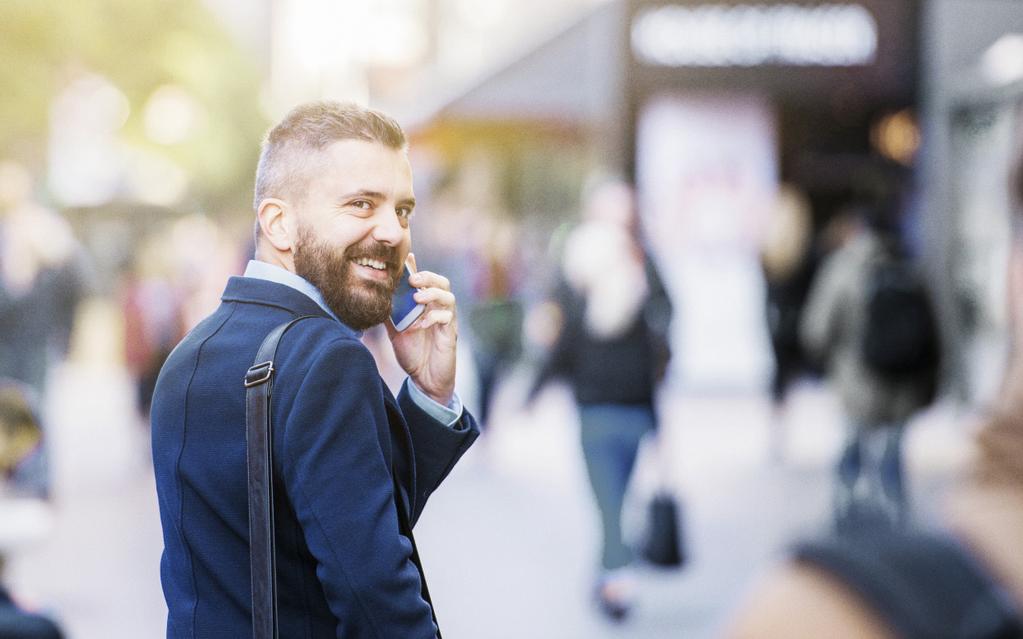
[293,228,400,330]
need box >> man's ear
[256,198,295,253]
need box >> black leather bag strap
[244,315,318,639]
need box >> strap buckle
[244,361,274,387]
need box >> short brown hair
[253,101,407,213]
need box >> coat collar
[221,276,364,337]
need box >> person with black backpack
[799,200,940,532]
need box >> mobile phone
[390,261,425,331]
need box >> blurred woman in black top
[531,179,672,622]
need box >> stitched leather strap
[245,315,317,639]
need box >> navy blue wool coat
[151,276,478,638]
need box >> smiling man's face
[291,138,415,329]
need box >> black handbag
[641,492,686,568]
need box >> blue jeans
[578,404,655,571]
[834,421,906,532]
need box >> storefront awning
[405,2,624,132]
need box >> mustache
[343,242,401,278]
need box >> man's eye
[397,207,413,219]
[351,200,372,210]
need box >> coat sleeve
[278,337,437,639]
[397,382,479,526]
[800,251,850,367]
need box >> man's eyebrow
[340,189,387,201]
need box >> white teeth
[355,257,386,270]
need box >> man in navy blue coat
[151,101,479,638]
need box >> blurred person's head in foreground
[252,101,412,330]
[723,140,1023,639]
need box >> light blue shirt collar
[242,260,342,325]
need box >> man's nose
[371,208,406,245]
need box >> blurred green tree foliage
[0,0,267,215]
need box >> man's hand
[386,254,457,406]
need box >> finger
[413,287,455,309]
[409,270,450,291]
[417,309,454,330]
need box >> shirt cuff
[406,378,463,428]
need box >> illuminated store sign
[631,4,879,67]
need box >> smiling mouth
[350,256,396,285]
[353,256,388,271]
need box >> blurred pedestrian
[529,178,673,621]
[119,239,184,422]
[800,173,939,532]
[0,161,89,498]
[150,101,479,637]
[0,382,63,639]
[759,184,817,461]
[467,217,524,428]
[724,143,1023,639]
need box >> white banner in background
[637,93,776,391]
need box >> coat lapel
[382,389,418,520]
